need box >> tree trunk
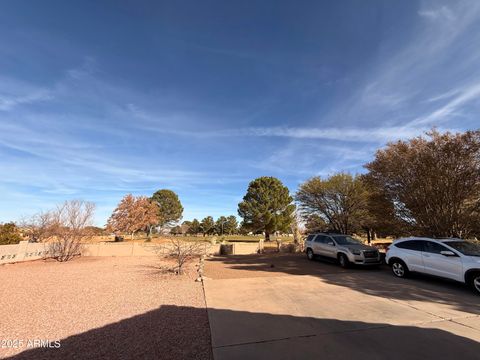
[366,229,371,244]
[131,232,134,241]
[265,231,270,242]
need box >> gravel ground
[0,257,212,360]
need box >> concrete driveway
[203,254,480,360]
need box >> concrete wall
[232,242,263,255]
[0,241,50,264]
[81,242,221,257]
[0,240,262,265]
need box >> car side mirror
[440,250,456,257]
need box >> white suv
[386,237,480,295]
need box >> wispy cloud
[1,1,479,225]
[138,123,452,143]
[0,76,53,111]
[346,1,480,130]
[418,6,455,21]
[411,82,480,125]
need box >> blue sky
[1,0,479,226]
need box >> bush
[280,242,302,253]
[0,223,23,245]
[167,238,204,275]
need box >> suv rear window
[395,240,424,251]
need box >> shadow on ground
[206,253,480,314]
[5,305,212,360]
[6,306,479,360]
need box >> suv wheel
[338,253,349,268]
[391,259,409,278]
[306,248,314,261]
[467,273,480,295]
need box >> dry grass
[85,234,294,244]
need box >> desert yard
[1,253,479,360]
[0,257,212,359]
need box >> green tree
[238,222,250,235]
[0,222,23,245]
[225,215,238,235]
[365,130,480,238]
[238,176,295,241]
[215,216,228,235]
[296,173,369,235]
[187,219,201,236]
[151,189,184,229]
[200,216,215,236]
[304,214,328,234]
[360,176,406,241]
[170,225,182,236]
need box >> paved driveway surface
[204,254,480,360]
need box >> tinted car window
[318,236,335,244]
[324,236,335,245]
[395,240,424,251]
[314,235,326,243]
[332,235,361,245]
[306,235,316,242]
[424,241,449,254]
[445,241,480,256]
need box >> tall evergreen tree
[187,219,201,236]
[200,216,215,236]
[238,177,295,241]
[150,189,184,229]
[225,215,238,235]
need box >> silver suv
[305,233,382,268]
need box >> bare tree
[296,173,369,235]
[19,211,55,243]
[167,238,204,275]
[48,200,96,262]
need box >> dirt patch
[0,256,212,359]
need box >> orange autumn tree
[107,194,159,240]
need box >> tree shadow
[4,305,479,360]
[206,253,480,314]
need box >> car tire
[306,248,314,261]
[338,253,349,268]
[467,272,480,295]
[391,259,409,278]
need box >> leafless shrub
[48,200,96,262]
[19,211,55,243]
[167,238,205,275]
[280,242,302,253]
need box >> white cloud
[418,6,455,21]
[0,75,53,111]
[411,82,480,125]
